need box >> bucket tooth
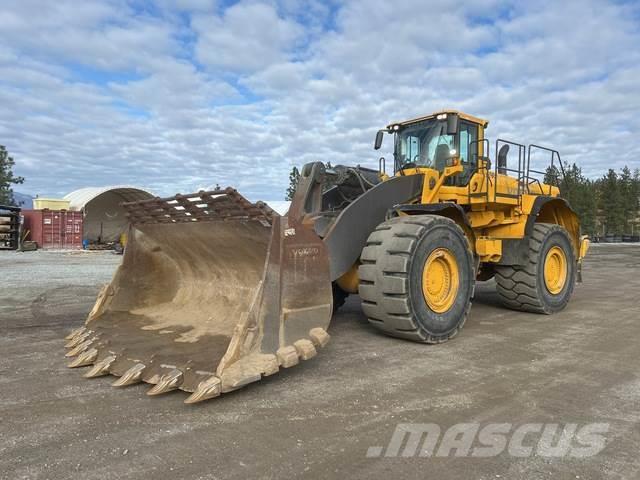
[293,339,317,360]
[262,355,280,376]
[309,328,330,348]
[65,327,86,341]
[65,331,92,349]
[65,339,94,357]
[184,376,222,404]
[112,363,146,387]
[276,346,299,368]
[84,355,117,378]
[68,348,98,368]
[147,369,183,396]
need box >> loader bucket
[65,188,332,403]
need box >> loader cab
[377,111,488,186]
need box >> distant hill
[10,192,33,209]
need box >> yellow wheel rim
[544,246,567,295]
[422,248,459,313]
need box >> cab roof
[387,110,489,130]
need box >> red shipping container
[22,210,84,249]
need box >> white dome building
[64,186,154,243]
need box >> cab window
[459,121,478,165]
[397,120,454,170]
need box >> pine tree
[619,166,635,233]
[544,164,560,187]
[553,163,597,235]
[600,169,625,236]
[629,168,640,235]
[0,145,25,206]
[576,178,597,235]
[285,166,300,201]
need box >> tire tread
[495,223,575,314]
[358,215,473,343]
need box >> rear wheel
[358,215,474,343]
[495,223,576,313]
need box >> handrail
[528,144,563,195]
[495,139,526,205]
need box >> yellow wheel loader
[65,110,589,403]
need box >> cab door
[456,121,479,185]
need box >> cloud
[193,2,303,73]
[0,1,177,72]
[0,0,638,202]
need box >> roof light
[436,114,447,120]
[393,125,400,131]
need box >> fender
[525,196,581,252]
[525,196,578,235]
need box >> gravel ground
[0,245,639,479]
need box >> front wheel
[495,223,576,313]
[358,215,475,343]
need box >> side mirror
[374,130,385,150]
[446,114,459,135]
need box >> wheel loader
[65,110,589,403]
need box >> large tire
[495,223,576,314]
[358,215,475,343]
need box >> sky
[1,0,639,202]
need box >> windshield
[395,119,455,171]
